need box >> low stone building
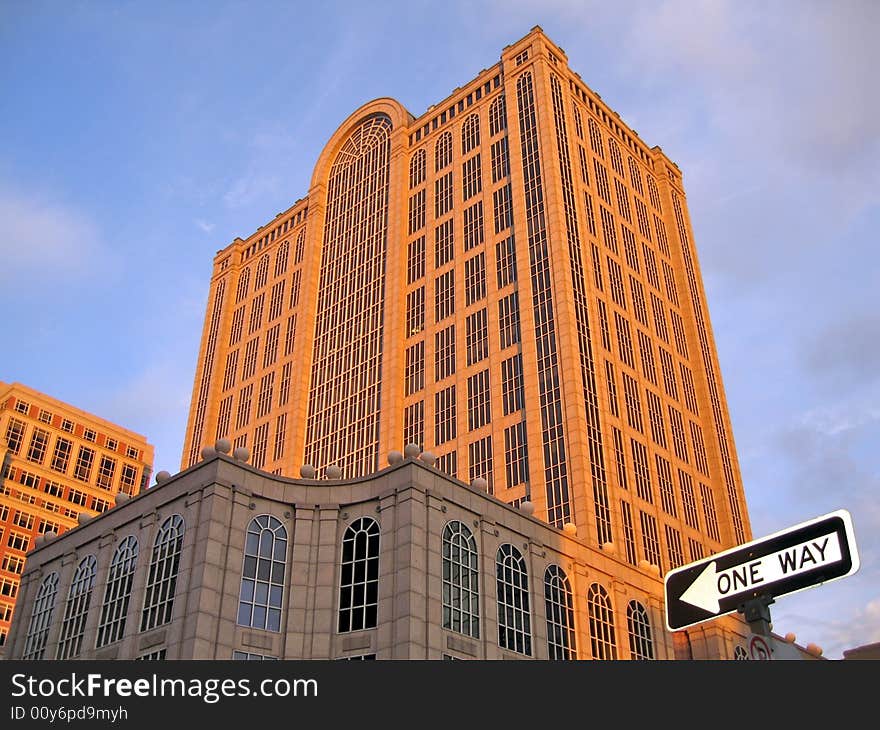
[4,444,817,660]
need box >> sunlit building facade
[180,27,753,652]
[0,381,154,649]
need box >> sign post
[664,509,859,632]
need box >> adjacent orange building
[0,381,154,647]
[182,24,752,631]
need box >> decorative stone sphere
[562,522,577,535]
[300,464,317,479]
[469,477,488,492]
[784,632,797,643]
[115,493,131,506]
[77,512,92,526]
[233,446,250,462]
[34,535,45,548]
[420,451,437,466]
[601,541,615,553]
[806,643,823,657]
[215,438,232,454]
[44,530,57,541]
[519,500,535,515]
[638,559,651,571]
[403,443,421,459]
[325,464,343,479]
[155,470,171,484]
[387,450,403,465]
[201,445,217,460]
[650,564,661,576]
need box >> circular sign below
[749,635,772,660]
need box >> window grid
[22,573,59,660]
[140,515,185,632]
[496,544,531,656]
[442,521,480,638]
[96,536,138,648]
[627,600,654,660]
[338,517,380,633]
[238,515,287,632]
[544,565,577,660]
[56,555,97,659]
[587,583,617,659]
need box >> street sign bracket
[737,594,775,636]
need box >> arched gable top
[309,98,413,192]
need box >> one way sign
[664,509,859,631]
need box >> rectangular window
[435,171,453,218]
[465,309,488,366]
[615,312,634,368]
[650,293,669,343]
[252,423,269,469]
[256,373,274,419]
[26,428,49,464]
[407,236,426,284]
[278,362,292,407]
[597,299,611,350]
[462,153,482,200]
[405,341,425,396]
[503,421,529,489]
[640,511,662,570]
[607,257,626,309]
[490,138,509,184]
[248,293,265,335]
[406,287,425,337]
[700,482,721,542]
[73,446,95,483]
[495,235,517,288]
[4,419,25,455]
[498,293,521,350]
[620,500,637,566]
[436,450,458,479]
[273,414,286,461]
[679,470,700,529]
[462,201,484,252]
[631,439,652,503]
[68,489,89,507]
[622,373,643,433]
[670,310,689,359]
[283,313,297,357]
[669,406,689,463]
[657,455,677,517]
[434,270,455,323]
[223,350,239,391]
[501,354,525,415]
[119,464,139,494]
[637,331,657,385]
[435,218,454,269]
[408,189,426,234]
[662,261,679,307]
[468,435,494,493]
[492,184,512,234]
[466,370,491,431]
[680,363,699,414]
[434,386,457,445]
[83,428,97,443]
[611,427,628,490]
[216,396,233,441]
[241,337,259,380]
[630,276,647,326]
[434,325,456,382]
[96,455,117,490]
[236,384,253,429]
[605,361,619,418]
[659,347,679,401]
[646,390,667,448]
[403,401,424,449]
[464,252,486,305]
[262,324,280,368]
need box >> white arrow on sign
[679,531,843,613]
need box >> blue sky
[2,0,877,659]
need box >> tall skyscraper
[0,381,154,648]
[182,25,751,584]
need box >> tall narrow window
[140,515,185,632]
[96,536,139,648]
[56,555,97,659]
[627,600,654,660]
[587,583,617,659]
[238,515,287,632]
[496,544,531,656]
[338,517,380,633]
[23,572,59,659]
[442,521,479,638]
[544,565,576,660]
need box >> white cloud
[195,218,216,233]
[0,187,103,274]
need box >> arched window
[255,254,270,289]
[588,117,604,159]
[22,572,59,659]
[608,137,624,176]
[488,95,506,137]
[496,544,531,656]
[56,555,97,659]
[409,149,426,189]
[442,521,479,638]
[140,515,185,632]
[544,565,576,660]
[435,131,453,172]
[274,240,289,278]
[626,600,654,660]
[235,268,251,304]
[734,645,749,660]
[294,229,305,265]
[96,536,139,648]
[461,113,480,155]
[587,583,617,659]
[238,515,287,632]
[338,517,380,632]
